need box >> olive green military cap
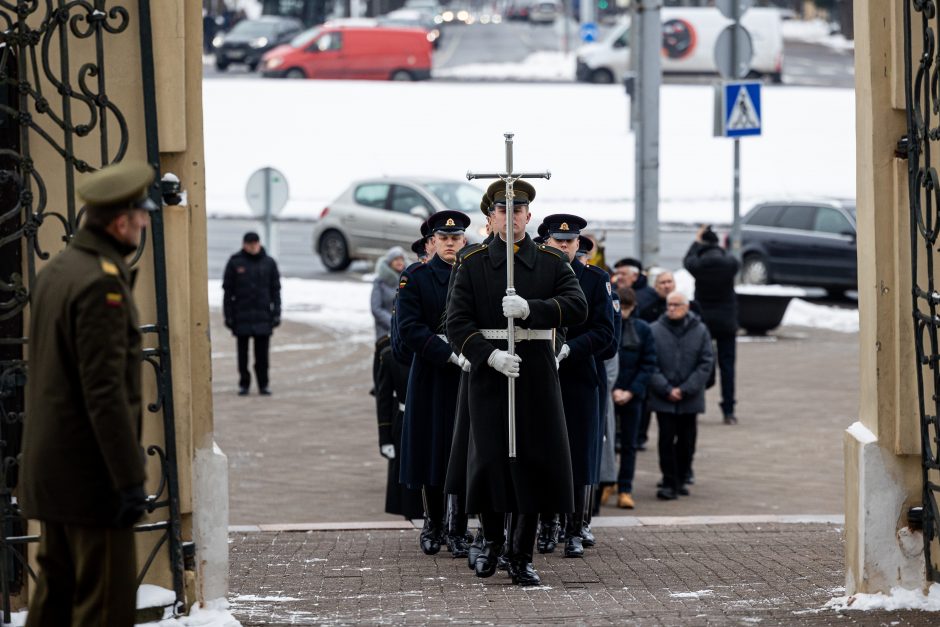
[480,194,492,216]
[486,179,536,206]
[77,161,158,211]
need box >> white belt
[481,328,554,342]
[398,402,406,412]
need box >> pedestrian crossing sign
[715,81,762,138]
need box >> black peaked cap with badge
[577,237,595,255]
[77,160,158,212]
[485,180,536,206]
[540,213,587,241]
[426,210,470,234]
[411,237,428,256]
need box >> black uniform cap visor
[548,231,579,240]
[133,196,159,212]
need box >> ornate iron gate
[902,0,940,585]
[0,0,184,618]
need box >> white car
[313,177,488,271]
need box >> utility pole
[633,0,662,266]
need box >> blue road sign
[722,81,762,138]
[580,22,598,43]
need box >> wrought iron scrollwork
[903,0,940,585]
[0,0,184,620]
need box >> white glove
[487,349,521,378]
[448,352,461,367]
[555,343,571,369]
[502,294,530,319]
[380,444,396,459]
[458,354,471,372]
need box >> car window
[775,205,815,231]
[422,182,481,212]
[354,183,390,209]
[391,185,432,214]
[229,21,278,37]
[612,28,629,49]
[813,207,853,235]
[314,32,343,51]
[291,27,320,48]
[744,205,782,227]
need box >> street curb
[228,514,843,533]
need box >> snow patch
[434,51,575,81]
[846,421,877,445]
[138,598,241,626]
[138,584,177,610]
[825,583,940,611]
[781,298,858,333]
[230,594,303,602]
[782,18,854,51]
[670,589,714,599]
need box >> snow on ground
[825,583,940,611]
[207,274,857,335]
[782,18,854,51]
[433,51,576,81]
[203,80,854,225]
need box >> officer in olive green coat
[21,161,157,627]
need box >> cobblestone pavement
[227,523,935,626]
[211,310,858,525]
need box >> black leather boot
[445,494,472,558]
[419,517,443,555]
[497,513,512,571]
[474,540,503,578]
[563,509,584,558]
[507,514,541,586]
[536,513,560,554]
[419,486,445,555]
[467,528,485,570]
[579,486,596,548]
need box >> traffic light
[598,0,608,8]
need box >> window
[313,32,342,52]
[613,28,629,49]
[775,205,815,231]
[744,205,782,227]
[354,183,389,209]
[391,186,432,214]
[422,182,482,212]
[813,207,853,235]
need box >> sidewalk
[227,522,934,626]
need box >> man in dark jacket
[22,161,155,626]
[223,232,281,395]
[613,257,657,315]
[447,181,588,586]
[649,292,714,500]
[683,225,741,424]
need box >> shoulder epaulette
[537,244,566,261]
[457,242,485,263]
[461,243,488,263]
[99,257,119,276]
[585,264,609,277]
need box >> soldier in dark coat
[398,211,472,557]
[447,181,588,586]
[222,232,281,395]
[21,161,156,627]
[536,215,615,558]
[683,225,741,424]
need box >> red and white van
[261,25,433,81]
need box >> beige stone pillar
[845,0,928,595]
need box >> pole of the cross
[467,133,550,459]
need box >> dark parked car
[213,16,304,71]
[736,199,857,295]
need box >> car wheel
[390,70,414,81]
[770,71,783,85]
[285,68,306,79]
[826,287,847,299]
[319,230,351,272]
[590,68,614,84]
[248,62,259,72]
[215,59,229,71]
[741,255,769,285]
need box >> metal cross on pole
[467,133,551,458]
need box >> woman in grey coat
[648,291,714,501]
[371,246,407,340]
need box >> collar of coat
[71,227,134,284]
[488,233,537,270]
[428,253,453,283]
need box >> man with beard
[398,210,473,557]
[447,182,587,586]
[536,215,615,558]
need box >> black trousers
[27,522,137,627]
[616,399,643,493]
[656,412,697,491]
[715,334,737,415]
[237,334,271,390]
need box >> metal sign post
[246,167,289,258]
[467,134,550,458]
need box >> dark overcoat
[222,248,281,336]
[391,261,422,367]
[398,254,462,488]
[558,260,615,487]
[683,241,740,338]
[593,277,621,479]
[648,313,715,414]
[21,228,146,526]
[614,316,657,398]
[447,234,588,514]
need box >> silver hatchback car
[313,177,489,271]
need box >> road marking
[433,27,465,69]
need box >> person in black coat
[611,287,656,509]
[683,225,741,424]
[537,215,615,558]
[222,232,281,395]
[397,211,472,558]
[447,181,588,586]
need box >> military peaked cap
[480,195,492,216]
[576,236,595,256]
[77,161,158,211]
[411,237,428,256]
[541,213,587,240]
[427,210,470,234]
[486,180,536,206]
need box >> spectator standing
[222,231,281,396]
[683,225,741,424]
[613,257,657,315]
[611,287,657,509]
[371,247,406,340]
[648,292,714,500]
[638,270,676,323]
